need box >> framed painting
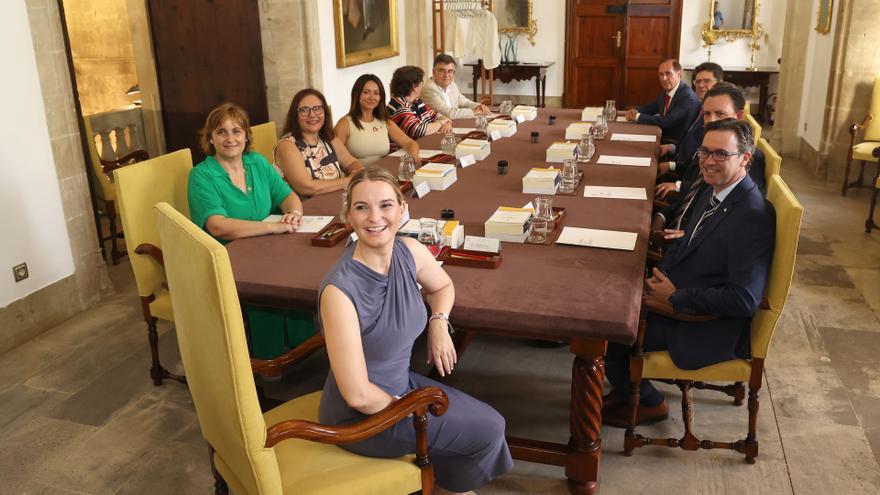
[815,0,833,34]
[333,0,399,68]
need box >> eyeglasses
[696,147,743,162]
[297,105,325,116]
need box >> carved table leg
[565,339,606,495]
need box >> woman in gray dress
[318,167,512,494]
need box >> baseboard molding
[0,276,82,355]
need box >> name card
[610,133,656,142]
[459,154,476,168]
[596,155,652,167]
[414,181,431,198]
[583,186,648,200]
[515,114,526,123]
[556,227,637,251]
[463,235,501,253]
[489,130,503,141]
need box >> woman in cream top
[336,74,420,164]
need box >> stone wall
[0,0,113,354]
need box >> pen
[321,226,344,239]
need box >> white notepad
[389,149,407,157]
[418,149,444,158]
[596,155,652,167]
[453,127,477,134]
[610,133,656,142]
[583,186,648,200]
[556,227,638,251]
[263,215,334,233]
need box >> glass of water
[398,153,415,181]
[560,159,579,194]
[500,100,513,115]
[577,133,595,163]
[529,197,554,243]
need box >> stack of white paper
[581,106,604,121]
[484,207,533,243]
[522,168,560,195]
[546,141,577,163]
[565,121,593,140]
[487,118,517,137]
[511,105,538,122]
[455,138,491,161]
[556,227,638,251]
[413,163,458,190]
[417,149,444,159]
[263,215,333,233]
[441,220,465,248]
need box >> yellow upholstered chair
[744,113,762,144]
[757,137,781,185]
[843,75,880,196]
[114,149,192,385]
[251,122,278,164]
[867,146,880,233]
[625,175,803,463]
[83,116,149,264]
[154,202,449,495]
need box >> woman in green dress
[188,102,315,360]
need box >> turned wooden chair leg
[677,381,700,451]
[106,200,121,265]
[623,375,641,456]
[207,443,229,495]
[866,179,879,234]
[842,154,854,195]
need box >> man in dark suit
[626,59,701,144]
[603,119,776,427]
[655,84,767,209]
[657,62,724,178]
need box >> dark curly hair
[389,66,425,98]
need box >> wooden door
[148,0,268,162]
[564,0,682,108]
[622,0,683,107]
[564,0,626,108]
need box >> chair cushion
[852,141,880,162]
[255,391,422,495]
[147,289,174,321]
[642,351,752,382]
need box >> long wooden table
[227,108,660,494]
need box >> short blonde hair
[341,167,404,222]
[198,102,253,156]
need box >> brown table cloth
[227,108,660,345]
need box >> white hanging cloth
[465,10,501,69]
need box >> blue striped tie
[688,194,719,247]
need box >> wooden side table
[464,61,555,107]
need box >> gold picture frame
[707,0,763,42]
[815,0,833,34]
[333,0,399,68]
[497,0,538,46]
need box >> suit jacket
[654,174,776,370]
[637,81,701,144]
[421,78,479,119]
[670,113,705,179]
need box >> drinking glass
[398,153,415,181]
[500,100,513,114]
[604,100,618,122]
[593,115,608,139]
[475,113,488,131]
[529,197,554,243]
[441,131,458,156]
[417,218,443,256]
[560,159,579,194]
[577,133,595,163]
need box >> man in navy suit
[657,62,724,178]
[626,59,701,144]
[655,84,767,207]
[603,119,776,427]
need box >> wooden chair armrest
[873,146,880,159]
[653,199,670,210]
[265,386,449,448]
[251,333,325,377]
[101,149,150,176]
[646,249,663,262]
[647,230,666,260]
[850,114,873,139]
[134,243,164,267]
[642,298,716,322]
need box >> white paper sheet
[263,215,334,233]
[418,149,444,158]
[596,155,652,167]
[463,235,501,253]
[610,133,656,142]
[556,227,638,251]
[583,186,648,200]
[453,127,477,134]
[389,149,407,157]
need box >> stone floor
[2,158,879,494]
